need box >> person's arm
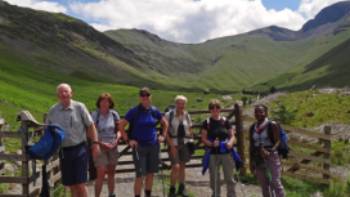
[159,116,168,143]
[226,127,236,149]
[201,129,214,147]
[87,123,100,158]
[118,119,129,143]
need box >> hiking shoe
[177,184,189,197]
[168,186,176,197]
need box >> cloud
[298,0,344,19]
[4,0,67,13]
[4,0,346,43]
[69,0,307,43]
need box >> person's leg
[134,176,143,197]
[221,154,237,197]
[268,152,285,197]
[145,144,160,197]
[95,166,106,197]
[71,183,88,197]
[169,163,180,196]
[255,165,271,197]
[107,164,116,196]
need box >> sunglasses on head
[139,93,150,97]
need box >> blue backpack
[27,125,65,160]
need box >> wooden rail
[0,105,338,196]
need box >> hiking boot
[168,186,176,197]
[177,183,189,197]
[108,194,116,197]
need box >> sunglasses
[209,105,221,110]
[139,93,150,97]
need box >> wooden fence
[0,104,338,196]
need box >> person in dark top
[249,104,285,197]
[119,87,168,197]
[201,99,237,197]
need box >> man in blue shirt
[119,87,168,197]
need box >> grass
[270,90,350,128]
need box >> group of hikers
[46,83,285,197]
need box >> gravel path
[87,167,262,197]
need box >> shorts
[168,144,191,165]
[94,147,119,167]
[60,142,88,186]
[133,144,160,177]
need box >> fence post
[234,103,246,175]
[20,121,30,196]
[323,126,331,180]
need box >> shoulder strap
[206,117,210,130]
[95,110,100,126]
[267,121,276,144]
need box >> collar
[138,104,152,111]
[60,100,73,110]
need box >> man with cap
[119,87,168,197]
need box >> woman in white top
[165,95,193,197]
[92,93,121,197]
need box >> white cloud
[298,0,344,19]
[4,0,346,43]
[70,0,307,43]
[4,0,67,13]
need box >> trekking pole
[214,156,218,197]
[134,146,142,175]
[158,143,166,197]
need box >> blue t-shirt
[125,105,162,145]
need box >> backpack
[128,105,161,139]
[249,121,289,158]
[26,124,65,160]
[168,110,191,138]
[94,110,119,134]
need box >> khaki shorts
[94,147,119,167]
[168,144,191,165]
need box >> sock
[145,190,151,197]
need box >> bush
[271,102,297,124]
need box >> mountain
[251,1,350,91]
[1,0,350,93]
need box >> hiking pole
[214,157,218,197]
[158,143,166,197]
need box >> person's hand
[226,142,233,150]
[91,143,101,159]
[213,139,220,147]
[129,139,138,148]
[260,148,270,159]
[158,135,165,143]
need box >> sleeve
[187,113,193,127]
[91,111,97,123]
[201,120,208,130]
[124,108,134,123]
[80,103,94,128]
[112,111,120,121]
[154,108,162,121]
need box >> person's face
[57,86,72,105]
[139,92,151,106]
[99,98,110,111]
[176,100,186,112]
[210,104,221,117]
[254,107,267,122]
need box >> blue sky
[4,0,344,43]
[262,0,301,10]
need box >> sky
[3,0,346,43]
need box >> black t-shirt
[202,117,232,154]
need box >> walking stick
[158,143,166,197]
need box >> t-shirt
[202,117,232,154]
[46,100,93,148]
[92,110,120,144]
[125,105,162,146]
[165,110,192,146]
